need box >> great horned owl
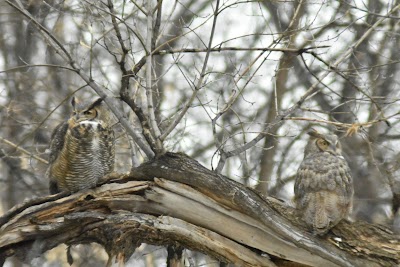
[294,129,353,235]
[46,97,115,194]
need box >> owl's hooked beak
[74,114,88,123]
[74,112,97,123]
[327,143,338,155]
[74,115,87,122]
[328,141,344,159]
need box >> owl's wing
[336,157,354,199]
[294,160,311,206]
[295,154,354,207]
[48,121,69,164]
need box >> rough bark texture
[0,153,399,267]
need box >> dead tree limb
[0,153,399,267]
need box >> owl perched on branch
[294,129,354,235]
[46,97,115,194]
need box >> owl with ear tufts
[294,129,354,235]
[46,97,115,194]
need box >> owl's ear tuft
[88,98,103,110]
[307,128,322,139]
[71,97,80,109]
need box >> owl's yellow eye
[317,139,329,148]
[83,109,97,117]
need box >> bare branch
[130,0,148,16]
[213,2,400,168]
[160,0,221,141]
[83,0,147,51]
[0,136,48,164]
[5,0,155,159]
[0,64,75,74]
[284,111,400,131]
[156,46,328,55]
[145,0,163,153]
[105,0,158,154]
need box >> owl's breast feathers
[47,119,115,193]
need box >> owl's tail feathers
[301,200,330,235]
[313,205,331,235]
[311,192,346,235]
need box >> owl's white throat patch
[79,120,100,126]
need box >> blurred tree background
[0,0,399,266]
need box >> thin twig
[285,111,400,128]
[156,46,328,55]
[132,3,217,76]
[130,0,148,16]
[306,51,390,126]
[215,0,306,173]
[83,0,147,52]
[213,50,272,173]
[0,136,48,164]
[160,0,221,141]
[3,84,86,156]
[0,64,75,74]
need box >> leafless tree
[0,0,399,266]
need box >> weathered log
[0,152,399,267]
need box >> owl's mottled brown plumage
[46,97,115,194]
[294,129,353,235]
